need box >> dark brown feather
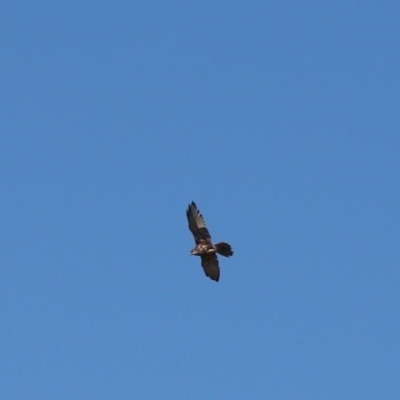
[186,201,212,244]
[215,242,234,257]
[200,253,220,282]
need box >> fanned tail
[215,242,234,257]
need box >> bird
[186,201,233,282]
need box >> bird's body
[190,243,216,255]
[186,201,233,281]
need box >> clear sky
[1,2,399,399]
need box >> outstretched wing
[200,253,220,282]
[186,201,212,244]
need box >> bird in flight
[186,201,233,282]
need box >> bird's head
[190,248,199,256]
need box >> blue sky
[1,2,399,399]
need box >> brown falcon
[186,201,233,282]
